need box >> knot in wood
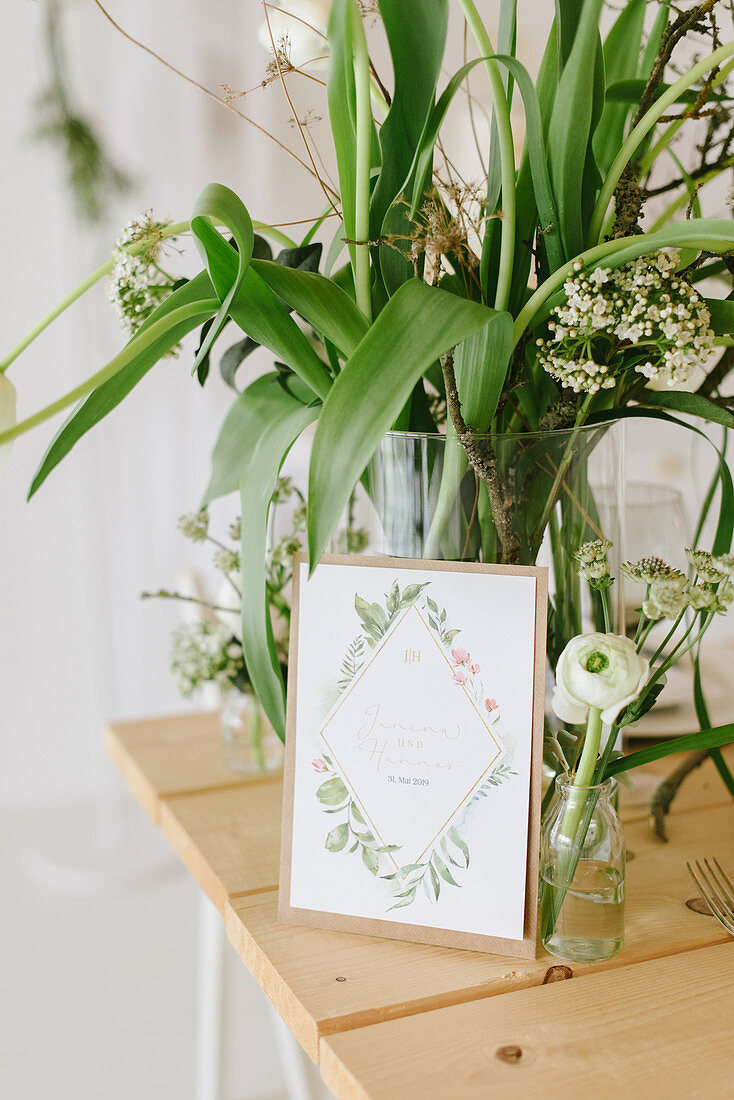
[543,965,573,983]
[686,897,712,916]
[335,975,347,982]
[495,1045,523,1064]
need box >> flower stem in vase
[560,706,603,845]
[541,707,603,942]
[250,702,266,774]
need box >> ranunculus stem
[559,705,602,846]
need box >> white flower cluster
[574,538,613,586]
[623,551,734,619]
[108,214,177,342]
[213,548,240,574]
[178,509,209,542]
[171,619,245,697]
[536,250,714,394]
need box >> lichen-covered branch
[440,350,520,563]
[649,748,710,842]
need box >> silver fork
[687,858,734,936]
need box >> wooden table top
[106,711,734,1097]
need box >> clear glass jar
[539,777,625,963]
[220,689,284,775]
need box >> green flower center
[585,651,609,674]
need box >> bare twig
[91,0,332,192]
[261,3,340,209]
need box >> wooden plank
[105,710,262,824]
[226,803,734,1061]
[159,780,282,913]
[320,941,734,1100]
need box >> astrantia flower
[0,372,17,473]
[686,548,727,583]
[536,250,715,395]
[178,510,209,542]
[552,633,649,725]
[686,584,718,612]
[108,213,178,344]
[643,578,690,620]
[708,579,734,615]
[574,538,612,584]
[713,553,734,576]
[621,556,684,585]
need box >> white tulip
[552,632,649,726]
[0,372,17,473]
[258,1,331,69]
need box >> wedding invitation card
[279,554,547,957]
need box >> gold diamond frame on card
[319,603,502,871]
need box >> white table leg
[268,1004,323,1100]
[196,894,226,1100]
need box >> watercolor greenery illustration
[312,579,516,910]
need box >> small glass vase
[539,777,625,963]
[220,689,284,775]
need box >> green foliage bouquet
[4,0,734,776]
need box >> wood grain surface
[320,942,734,1100]
[107,711,734,1091]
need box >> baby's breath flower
[171,619,245,697]
[621,556,684,585]
[292,500,307,530]
[229,517,242,542]
[178,509,209,542]
[642,578,689,620]
[213,547,240,573]
[271,534,303,567]
[272,476,296,505]
[685,548,727,583]
[536,250,715,395]
[108,213,179,345]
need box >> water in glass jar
[542,859,625,962]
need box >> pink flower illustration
[451,646,469,666]
[311,758,329,773]
[470,662,480,674]
[484,698,498,712]
[452,669,467,685]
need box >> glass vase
[220,688,284,775]
[539,777,625,962]
[366,423,625,666]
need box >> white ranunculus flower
[0,372,17,473]
[552,633,649,726]
[258,1,331,69]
